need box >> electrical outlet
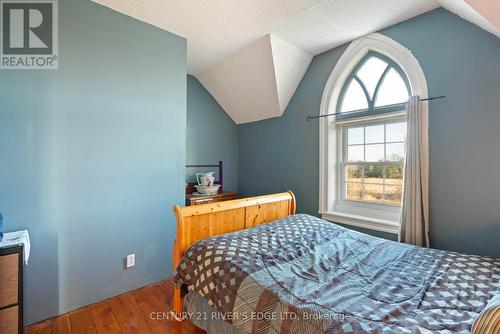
[126,254,135,268]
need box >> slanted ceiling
[197,35,312,124]
[94,0,499,124]
[441,0,500,35]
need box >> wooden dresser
[0,245,23,334]
[185,191,238,206]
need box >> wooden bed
[171,192,498,333]
[172,191,296,316]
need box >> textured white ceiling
[94,0,440,74]
[93,0,498,124]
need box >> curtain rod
[306,95,446,121]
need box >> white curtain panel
[399,95,430,247]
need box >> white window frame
[336,117,406,221]
[318,33,429,234]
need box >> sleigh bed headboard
[171,191,296,315]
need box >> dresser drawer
[0,306,18,334]
[220,194,238,201]
[191,198,215,205]
[0,253,19,308]
[191,195,238,205]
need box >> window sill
[321,211,399,234]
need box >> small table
[185,191,238,206]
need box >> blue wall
[187,75,238,191]
[0,0,186,325]
[239,9,500,257]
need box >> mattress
[174,214,499,334]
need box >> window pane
[347,127,364,145]
[356,56,388,99]
[386,122,406,142]
[346,183,362,201]
[385,166,403,186]
[341,79,368,112]
[363,184,384,203]
[365,124,384,144]
[385,186,403,205]
[346,165,362,183]
[365,144,384,162]
[347,145,364,162]
[364,165,384,184]
[374,68,409,107]
[386,143,405,162]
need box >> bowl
[195,184,221,195]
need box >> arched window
[338,52,410,115]
[338,52,410,208]
[319,34,428,234]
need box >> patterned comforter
[174,214,499,334]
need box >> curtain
[399,95,430,247]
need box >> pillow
[472,294,500,334]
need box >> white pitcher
[196,172,215,187]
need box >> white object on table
[0,230,30,265]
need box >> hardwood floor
[25,280,205,334]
